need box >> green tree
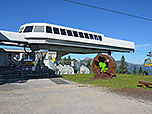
[143,70,149,76]
[138,66,143,75]
[118,55,128,74]
[63,57,67,65]
[67,55,71,65]
[145,71,149,75]
[116,69,119,73]
[86,61,91,69]
[143,70,146,76]
[133,65,136,75]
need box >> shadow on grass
[137,84,152,88]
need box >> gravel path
[0,78,152,114]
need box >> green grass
[61,73,152,89]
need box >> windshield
[23,26,33,33]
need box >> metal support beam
[108,51,111,56]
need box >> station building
[0,48,30,66]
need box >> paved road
[0,78,152,114]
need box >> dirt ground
[113,88,152,102]
[0,78,152,114]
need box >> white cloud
[136,44,152,48]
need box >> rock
[56,65,74,75]
[43,59,56,71]
[80,65,90,74]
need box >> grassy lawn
[61,73,152,89]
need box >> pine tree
[118,55,128,74]
[133,65,136,75]
[145,71,149,75]
[143,70,146,76]
[67,55,71,65]
[138,66,143,75]
[86,61,91,69]
[143,70,149,76]
[116,69,119,73]
[63,57,67,65]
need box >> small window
[94,35,99,40]
[67,30,73,36]
[89,34,94,39]
[18,27,24,33]
[98,35,102,41]
[53,27,60,34]
[78,32,84,38]
[84,33,89,39]
[60,29,66,35]
[34,26,44,32]
[73,31,79,37]
[46,26,52,33]
[23,26,33,33]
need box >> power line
[64,0,152,55]
[135,50,148,53]
[115,52,146,56]
[134,52,147,56]
[64,0,152,22]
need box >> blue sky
[0,0,152,64]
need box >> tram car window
[53,27,60,34]
[89,34,94,40]
[94,35,99,40]
[84,33,89,39]
[73,31,79,37]
[78,32,84,38]
[98,35,102,41]
[23,26,33,33]
[46,26,53,33]
[60,29,67,35]
[34,26,44,32]
[67,30,73,36]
